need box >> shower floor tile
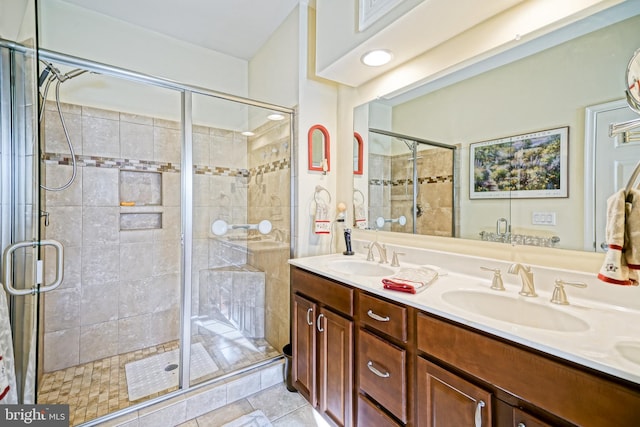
[37,326,278,426]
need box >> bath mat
[222,410,273,427]
[125,342,218,401]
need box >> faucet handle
[551,279,587,305]
[365,243,375,261]
[390,251,405,267]
[480,266,505,291]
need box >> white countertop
[289,251,640,386]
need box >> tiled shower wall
[369,148,454,236]
[42,101,290,371]
[247,119,291,352]
[42,101,182,372]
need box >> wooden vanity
[291,266,640,427]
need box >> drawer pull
[474,400,485,427]
[367,309,390,322]
[306,307,313,326]
[367,360,390,378]
[317,313,325,332]
[517,424,525,427]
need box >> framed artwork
[470,126,568,199]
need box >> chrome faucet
[366,241,388,264]
[508,263,537,297]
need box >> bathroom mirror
[308,124,330,172]
[354,132,363,175]
[353,8,640,252]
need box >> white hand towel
[625,188,640,272]
[314,200,331,235]
[598,189,633,285]
[354,202,367,229]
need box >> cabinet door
[417,357,492,427]
[293,294,317,405]
[318,307,354,427]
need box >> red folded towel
[382,278,420,294]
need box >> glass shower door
[0,42,42,404]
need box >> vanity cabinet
[290,264,640,427]
[417,312,640,426]
[417,357,492,427]
[291,267,354,427]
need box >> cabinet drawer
[358,328,407,422]
[291,267,353,316]
[513,408,553,427]
[357,394,401,427]
[358,292,407,342]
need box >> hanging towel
[314,200,331,235]
[625,188,640,271]
[354,202,367,229]
[0,287,17,404]
[598,189,634,285]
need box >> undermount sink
[615,341,640,365]
[328,259,395,277]
[441,290,589,332]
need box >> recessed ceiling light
[267,113,284,121]
[241,131,255,136]
[361,49,393,67]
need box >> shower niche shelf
[119,170,163,230]
[119,170,162,206]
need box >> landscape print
[470,127,568,199]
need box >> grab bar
[2,239,64,296]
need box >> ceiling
[58,0,300,60]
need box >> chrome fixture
[366,241,388,264]
[480,266,505,291]
[390,251,404,267]
[550,279,587,305]
[508,263,537,297]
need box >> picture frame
[469,126,569,199]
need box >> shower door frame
[31,47,295,422]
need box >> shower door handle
[2,239,64,296]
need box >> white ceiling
[59,0,300,60]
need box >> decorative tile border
[43,153,289,178]
[369,174,453,186]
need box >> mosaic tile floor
[37,323,278,426]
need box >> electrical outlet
[532,211,556,225]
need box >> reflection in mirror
[354,132,363,175]
[354,9,640,252]
[368,129,456,235]
[308,124,330,172]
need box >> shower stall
[0,39,293,426]
[367,128,457,236]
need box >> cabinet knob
[306,307,313,326]
[517,423,526,427]
[367,309,390,322]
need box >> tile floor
[176,383,328,427]
[38,319,279,426]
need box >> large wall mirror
[353,5,640,252]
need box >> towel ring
[314,185,331,204]
[353,189,365,205]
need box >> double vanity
[288,241,640,426]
